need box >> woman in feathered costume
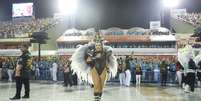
[71,33,118,101]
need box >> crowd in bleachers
[177,13,201,27]
[108,42,176,48]
[58,42,176,49]
[0,18,60,39]
[127,31,146,35]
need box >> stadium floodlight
[163,0,181,8]
[58,0,78,15]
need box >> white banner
[150,21,161,29]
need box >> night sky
[0,0,201,29]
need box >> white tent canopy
[63,28,96,36]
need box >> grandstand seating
[176,13,201,27]
[0,18,60,39]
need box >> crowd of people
[0,18,60,39]
[0,54,201,92]
[177,13,201,27]
[0,56,77,86]
[58,42,176,49]
[116,55,201,93]
[117,56,177,86]
[0,57,16,82]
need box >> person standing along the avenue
[10,44,32,100]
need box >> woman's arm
[15,64,22,77]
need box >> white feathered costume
[178,45,194,70]
[71,43,118,84]
[178,45,201,69]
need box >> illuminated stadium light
[58,0,78,15]
[163,0,181,8]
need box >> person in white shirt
[52,61,58,82]
[7,58,14,82]
[135,63,142,85]
[124,56,131,87]
[176,61,183,87]
[118,58,125,86]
